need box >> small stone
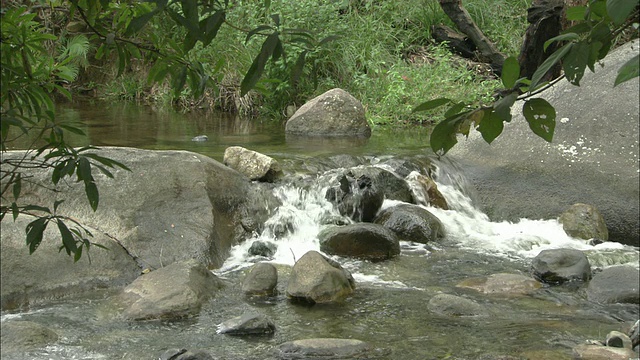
[242,262,278,296]
[248,241,277,257]
[606,331,633,349]
[191,135,208,141]
[217,312,275,336]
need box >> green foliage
[414,0,639,156]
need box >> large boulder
[1,148,269,310]
[286,251,355,304]
[319,223,401,261]
[586,265,639,304]
[285,88,371,137]
[530,248,591,284]
[373,203,445,243]
[117,259,224,321]
[223,146,282,182]
[447,40,640,246]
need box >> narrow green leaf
[173,66,188,96]
[501,56,520,88]
[318,35,340,46]
[54,200,65,212]
[412,98,451,113]
[607,0,637,25]
[85,181,99,211]
[522,98,556,142]
[59,124,86,136]
[26,217,48,254]
[125,10,157,36]
[241,32,280,96]
[11,202,19,221]
[563,41,590,85]
[614,54,639,86]
[245,25,273,43]
[77,157,92,182]
[201,11,225,47]
[543,33,579,52]
[530,43,573,90]
[74,244,83,262]
[116,44,126,77]
[12,173,21,200]
[290,50,307,87]
[477,109,504,144]
[22,205,51,213]
[271,14,280,27]
[57,220,77,255]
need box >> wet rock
[373,203,445,243]
[277,338,373,359]
[319,223,400,261]
[586,265,639,304]
[0,320,59,353]
[242,262,278,296]
[457,273,542,296]
[248,241,277,258]
[379,157,427,178]
[159,348,215,360]
[286,251,355,304]
[572,343,637,360]
[223,146,282,182]
[325,172,384,222]
[216,312,275,336]
[285,88,371,138]
[191,135,208,142]
[606,331,633,349]
[530,248,591,284]
[629,320,639,349]
[117,259,224,320]
[407,173,449,210]
[559,203,609,241]
[427,293,487,316]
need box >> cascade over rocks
[223,146,283,182]
[0,148,271,310]
[558,203,609,241]
[285,88,371,138]
[373,203,445,243]
[325,172,384,222]
[586,265,640,304]
[448,40,640,246]
[286,251,355,304]
[319,223,401,261]
[117,259,224,321]
[530,248,591,284]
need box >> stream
[1,100,638,360]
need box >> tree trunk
[438,0,505,73]
[517,0,565,81]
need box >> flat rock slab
[277,338,373,359]
[457,273,542,296]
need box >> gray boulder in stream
[586,265,639,304]
[286,251,355,304]
[1,147,272,310]
[117,259,224,321]
[447,40,640,247]
[373,203,444,243]
[530,248,591,284]
[558,203,609,242]
[319,223,401,261]
[285,88,371,138]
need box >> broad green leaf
[607,0,637,25]
[565,6,587,21]
[241,32,280,96]
[614,54,639,86]
[543,33,579,52]
[26,217,48,254]
[444,102,466,118]
[57,220,77,255]
[77,157,92,182]
[412,98,451,113]
[530,43,573,91]
[522,98,556,142]
[458,109,484,136]
[430,117,459,156]
[493,92,517,122]
[587,41,603,72]
[477,110,504,144]
[563,41,590,85]
[501,56,520,89]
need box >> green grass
[94,0,531,125]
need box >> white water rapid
[217,160,639,276]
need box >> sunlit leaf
[501,56,520,89]
[563,41,590,85]
[607,0,637,25]
[565,6,587,21]
[477,109,504,144]
[412,98,451,113]
[543,33,579,52]
[522,98,556,142]
[614,54,639,87]
[530,43,573,91]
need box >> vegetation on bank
[79,0,532,125]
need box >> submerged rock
[605,331,633,349]
[286,251,355,304]
[530,248,591,284]
[117,259,224,321]
[373,203,444,243]
[277,338,373,359]
[216,312,275,336]
[285,88,371,138]
[457,273,542,296]
[319,223,400,261]
[248,241,277,258]
[159,348,215,360]
[408,173,449,210]
[427,293,487,317]
[559,203,609,241]
[0,320,59,354]
[586,265,639,304]
[242,262,278,296]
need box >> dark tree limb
[438,0,506,73]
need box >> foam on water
[218,160,639,275]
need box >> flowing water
[2,100,639,360]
